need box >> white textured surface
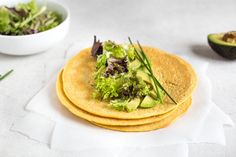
[0,0,236,156]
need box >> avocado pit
[222,31,236,44]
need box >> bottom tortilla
[57,70,192,129]
[92,98,191,132]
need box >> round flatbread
[92,98,192,132]
[57,70,190,126]
[63,46,196,119]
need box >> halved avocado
[139,95,158,108]
[126,98,141,112]
[208,31,236,59]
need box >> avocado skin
[208,38,236,59]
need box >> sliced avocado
[139,95,158,108]
[136,69,151,83]
[126,98,141,112]
[129,59,141,69]
[109,100,128,111]
[208,31,236,59]
[149,91,159,100]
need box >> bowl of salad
[0,0,69,55]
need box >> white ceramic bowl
[0,0,70,55]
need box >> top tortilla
[63,46,197,119]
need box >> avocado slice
[136,69,151,83]
[139,95,158,108]
[126,98,141,112]
[208,31,236,59]
[129,59,141,69]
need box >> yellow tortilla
[63,47,197,119]
[57,70,190,126]
[92,98,192,132]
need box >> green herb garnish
[0,69,14,81]
[128,37,177,104]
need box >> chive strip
[137,41,151,69]
[0,69,14,81]
[152,75,177,104]
[137,42,177,104]
[128,37,177,104]
[128,38,161,98]
[136,41,165,102]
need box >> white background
[0,0,236,156]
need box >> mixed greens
[0,0,62,35]
[91,36,176,112]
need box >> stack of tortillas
[56,47,197,132]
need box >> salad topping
[91,36,176,112]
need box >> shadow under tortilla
[190,44,227,61]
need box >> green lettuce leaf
[0,7,11,34]
[103,41,126,58]
[93,69,151,101]
[96,54,107,69]
[127,45,135,60]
